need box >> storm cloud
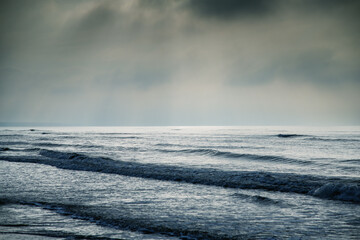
[188,0,274,19]
[0,0,359,126]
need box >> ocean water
[0,126,359,240]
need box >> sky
[0,0,359,126]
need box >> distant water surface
[1,126,359,239]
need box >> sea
[0,126,359,240]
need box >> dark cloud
[187,0,275,19]
[186,0,360,23]
[0,0,359,125]
[0,0,44,64]
[138,0,170,9]
[73,3,117,39]
[304,0,360,9]
[278,50,360,85]
[228,49,360,87]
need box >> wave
[274,134,360,142]
[89,132,142,135]
[310,183,360,202]
[158,148,308,165]
[1,149,359,203]
[59,135,78,139]
[231,193,285,206]
[155,143,265,150]
[0,199,233,240]
[0,134,24,137]
[340,159,360,164]
[155,143,181,147]
[27,145,140,153]
[104,136,141,139]
[31,142,104,149]
[0,229,116,240]
[306,137,360,142]
[32,142,68,147]
[276,134,308,138]
[0,141,29,146]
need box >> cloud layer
[1,0,359,125]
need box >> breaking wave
[1,149,359,203]
[310,183,360,202]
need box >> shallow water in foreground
[0,126,359,239]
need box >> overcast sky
[1,0,359,126]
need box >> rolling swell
[0,199,234,240]
[306,137,360,142]
[1,149,359,203]
[274,134,360,142]
[340,159,360,164]
[31,142,104,149]
[276,134,307,138]
[158,148,308,164]
[231,193,285,206]
[0,141,29,146]
[155,143,264,150]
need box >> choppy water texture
[0,126,359,239]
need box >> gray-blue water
[0,126,359,239]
